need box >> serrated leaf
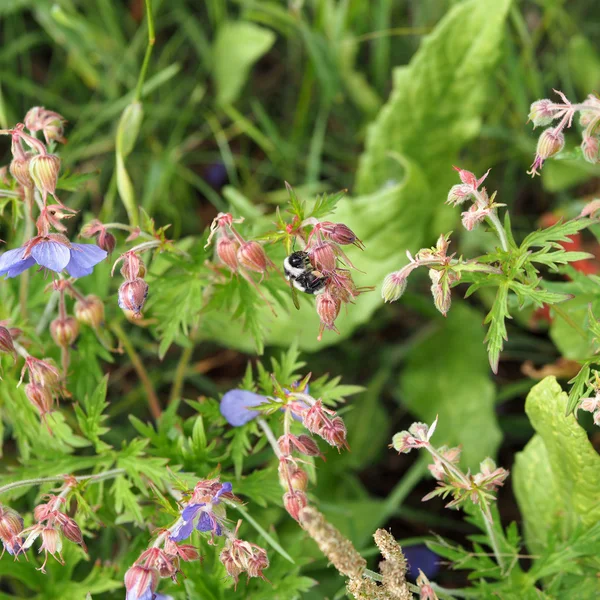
[484,283,509,374]
[513,377,600,554]
[400,303,501,470]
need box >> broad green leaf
[400,303,501,470]
[213,22,276,105]
[513,377,600,553]
[202,0,512,352]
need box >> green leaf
[484,283,509,374]
[400,303,501,470]
[74,374,111,452]
[513,377,600,553]
[213,22,276,105]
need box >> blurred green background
[2,0,600,597]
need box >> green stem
[486,211,509,252]
[257,417,282,459]
[169,336,195,404]
[482,506,506,573]
[134,0,156,102]
[0,468,125,495]
[111,321,161,420]
[19,187,35,320]
[363,568,384,583]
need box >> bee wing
[289,279,301,310]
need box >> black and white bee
[283,251,328,308]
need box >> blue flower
[0,239,107,279]
[220,389,268,426]
[170,481,233,542]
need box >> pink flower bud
[97,230,116,254]
[237,241,268,273]
[461,205,490,231]
[117,251,145,280]
[581,136,600,164]
[579,97,600,127]
[279,460,309,491]
[57,514,87,553]
[324,223,363,247]
[9,153,34,188]
[25,356,61,388]
[536,128,565,160]
[50,316,79,347]
[217,235,239,271]
[220,547,244,586]
[528,99,557,127]
[25,107,67,145]
[29,154,61,200]
[319,416,349,451]
[246,545,269,579]
[124,565,159,600]
[310,242,337,272]
[74,295,105,328]
[25,383,54,417]
[429,269,456,316]
[446,184,473,206]
[40,526,62,558]
[316,290,340,327]
[0,326,16,360]
[381,271,408,303]
[283,490,308,521]
[118,278,149,318]
[0,505,23,542]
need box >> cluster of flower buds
[446,167,504,232]
[206,212,271,278]
[24,106,67,146]
[392,417,509,523]
[297,218,367,341]
[382,233,458,316]
[9,489,87,573]
[528,90,600,176]
[113,250,149,319]
[219,528,269,588]
[219,378,349,522]
[577,373,600,426]
[20,355,65,423]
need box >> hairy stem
[482,507,506,573]
[485,211,509,252]
[111,321,161,420]
[0,468,125,495]
[257,417,282,459]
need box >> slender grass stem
[169,325,197,404]
[111,321,161,420]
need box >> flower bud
[25,383,53,416]
[220,547,244,584]
[581,136,600,164]
[237,241,267,273]
[26,357,61,388]
[0,326,16,360]
[0,505,23,542]
[124,565,159,600]
[118,251,145,280]
[381,271,407,303]
[579,97,599,127]
[316,290,340,329]
[118,278,149,318]
[310,242,337,272]
[446,184,472,206]
[535,128,565,160]
[29,154,61,199]
[50,316,79,347]
[325,223,362,247]
[283,490,308,521]
[9,153,34,188]
[97,230,116,254]
[278,460,309,491]
[57,515,87,552]
[217,235,239,271]
[25,107,67,145]
[40,526,62,557]
[74,295,105,328]
[246,545,269,579]
[528,99,556,127]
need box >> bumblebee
[283,251,328,307]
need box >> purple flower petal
[0,247,35,278]
[181,503,204,522]
[196,511,221,535]
[169,518,195,542]
[65,243,107,278]
[220,389,267,426]
[30,240,70,272]
[215,482,232,500]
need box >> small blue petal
[181,503,204,522]
[196,511,221,535]
[0,247,35,278]
[403,544,440,580]
[65,243,107,278]
[169,518,195,542]
[30,240,71,272]
[220,389,267,426]
[215,482,232,499]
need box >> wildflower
[220,536,269,587]
[219,389,268,426]
[0,237,107,279]
[118,278,149,317]
[170,480,237,542]
[391,417,438,454]
[124,564,159,600]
